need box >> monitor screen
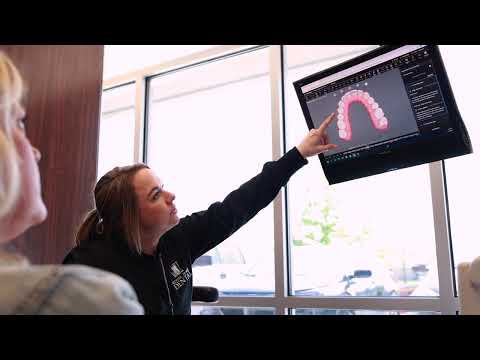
[293,45,472,184]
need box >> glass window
[285,45,439,298]
[98,83,136,179]
[192,306,275,315]
[147,47,274,296]
[440,46,480,279]
[103,45,220,80]
[293,308,440,315]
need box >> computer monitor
[293,45,472,185]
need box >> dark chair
[192,254,219,304]
[192,286,219,302]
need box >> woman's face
[133,168,179,240]
[0,102,47,243]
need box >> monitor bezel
[293,45,471,184]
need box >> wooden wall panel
[1,45,104,264]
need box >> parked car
[192,244,399,315]
[409,264,439,297]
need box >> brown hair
[75,163,149,254]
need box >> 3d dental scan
[294,45,472,185]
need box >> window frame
[101,45,459,315]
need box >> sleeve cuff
[277,147,308,177]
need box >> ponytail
[74,208,99,246]
[74,163,149,254]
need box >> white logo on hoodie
[170,261,191,290]
[170,261,182,277]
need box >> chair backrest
[192,286,219,303]
[192,255,218,303]
[191,255,219,305]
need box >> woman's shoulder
[0,263,145,315]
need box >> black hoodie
[63,147,308,314]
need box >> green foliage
[292,190,371,247]
[294,197,338,246]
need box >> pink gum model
[336,90,389,141]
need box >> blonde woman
[0,51,144,314]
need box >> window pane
[440,46,480,280]
[103,45,220,80]
[98,84,136,179]
[147,48,274,296]
[285,45,439,297]
[293,308,440,315]
[192,306,275,315]
[286,45,377,69]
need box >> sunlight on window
[286,46,439,298]
[440,45,480,274]
[98,84,136,178]
[147,48,275,296]
[103,45,220,80]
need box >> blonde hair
[0,52,24,218]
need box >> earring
[96,218,104,234]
